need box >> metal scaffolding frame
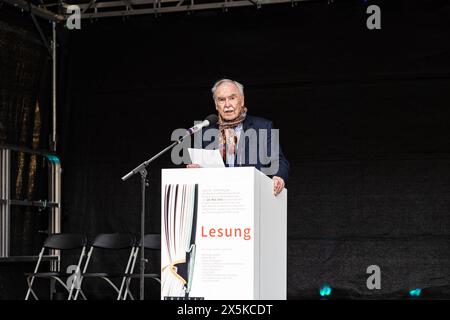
[0,148,11,258]
[4,0,310,21]
[0,146,62,263]
[0,1,61,268]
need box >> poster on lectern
[161,169,254,300]
[161,167,287,300]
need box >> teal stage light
[319,284,332,297]
[46,154,60,164]
[409,288,422,297]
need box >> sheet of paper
[188,148,225,168]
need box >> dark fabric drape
[0,9,51,258]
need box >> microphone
[186,114,218,135]
[121,114,219,182]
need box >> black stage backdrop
[12,0,450,299]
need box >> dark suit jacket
[201,115,290,183]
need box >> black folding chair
[119,234,161,300]
[73,233,137,300]
[25,233,88,300]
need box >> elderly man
[188,78,290,196]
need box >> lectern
[161,167,287,300]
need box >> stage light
[319,284,332,297]
[409,288,422,297]
[46,155,60,163]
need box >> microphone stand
[121,133,190,300]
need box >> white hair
[211,79,244,98]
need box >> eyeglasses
[216,94,238,105]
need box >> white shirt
[226,123,243,167]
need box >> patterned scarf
[218,107,248,162]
